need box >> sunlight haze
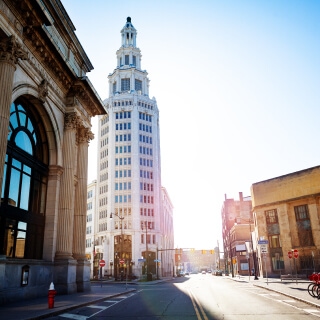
[62,0,320,250]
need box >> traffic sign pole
[99,260,106,286]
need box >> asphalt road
[47,273,320,319]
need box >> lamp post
[110,212,124,280]
[110,260,113,277]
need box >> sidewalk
[227,274,320,308]
[0,279,157,320]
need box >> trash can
[147,273,152,281]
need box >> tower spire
[121,17,137,47]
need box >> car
[213,270,223,276]
[185,272,189,276]
[177,271,185,277]
[201,270,206,274]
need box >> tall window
[125,55,129,65]
[265,208,283,270]
[135,79,142,92]
[121,78,130,92]
[265,209,278,224]
[294,205,314,246]
[113,82,117,94]
[0,99,48,259]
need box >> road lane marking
[87,305,108,310]
[303,309,320,313]
[60,292,137,319]
[188,288,209,320]
[59,314,87,320]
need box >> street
[47,274,320,319]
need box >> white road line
[87,305,108,310]
[59,314,87,320]
[303,309,320,313]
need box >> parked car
[201,270,206,274]
[213,270,223,276]
[177,271,185,277]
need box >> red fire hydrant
[48,282,57,309]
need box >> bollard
[48,282,57,309]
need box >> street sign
[99,259,106,267]
[293,249,299,259]
[154,259,161,262]
[288,251,293,259]
[119,259,125,264]
[260,244,268,253]
[258,240,269,245]
[138,258,146,262]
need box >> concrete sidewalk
[227,275,320,308]
[0,281,139,320]
[0,278,172,320]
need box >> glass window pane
[18,221,27,230]
[23,164,31,175]
[5,219,16,257]
[10,112,18,129]
[8,168,20,206]
[20,174,30,210]
[15,131,33,155]
[27,118,34,133]
[12,159,22,169]
[19,111,26,127]
[17,104,24,111]
[16,230,26,258]
[32,132,37,144]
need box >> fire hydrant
[48,282,57,309]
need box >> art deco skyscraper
[93,17,173,279]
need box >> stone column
[0,36,27,195]
[73,128,93,260]
[73,128,93,292]
[55,112,80,260]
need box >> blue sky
[62,0,320,250]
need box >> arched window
[0,99,48,259]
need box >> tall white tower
[95,17,171,279]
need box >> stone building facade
[251,166,320,278]
[0,0,105,304]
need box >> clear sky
[62,0,320,250]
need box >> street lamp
[110,212,124,280]
[235,217,259,280]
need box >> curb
[253,283,320,310]
[27,288,137,320]
[225,276,320,310]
